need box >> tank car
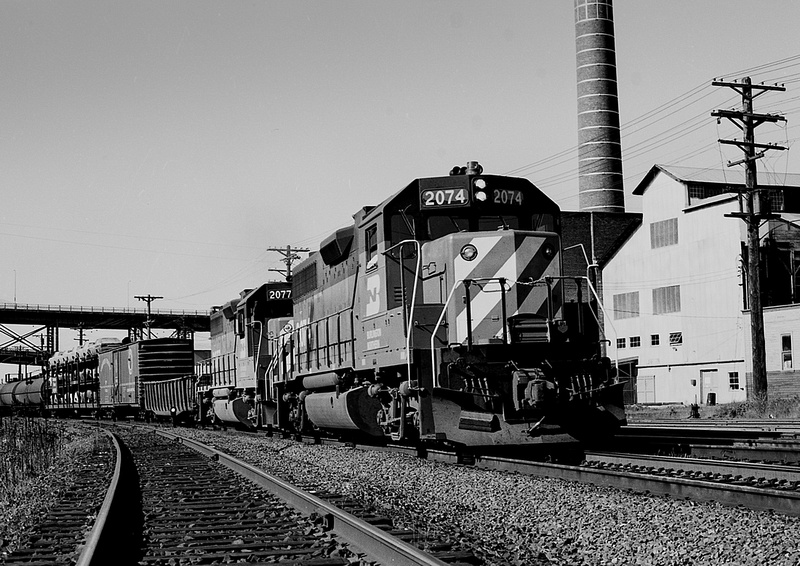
[195,282,292,428]
[0,376,49,415]
[268,162,626,447]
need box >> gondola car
[268,162,626,447]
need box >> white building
[603,164,800,405]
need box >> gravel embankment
[0,424,110,559]
[176,428,800,566]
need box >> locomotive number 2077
[421,188,469,208]
[269,289,292,300]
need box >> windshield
[427,213,555,239]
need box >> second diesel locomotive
[204,162,625,446]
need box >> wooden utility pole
[135,294,163,339]
[268,245,309,282]
[712,77,786,401]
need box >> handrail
[0,302,209,316]
[430,279,466,388]
[382,239,422,386]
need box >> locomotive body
[272,163,626,447]
[196,282,293,427]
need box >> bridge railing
[0,303,210,317]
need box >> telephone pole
[135,294,163,339]
[712,77,786,401]
[268,245,309,281]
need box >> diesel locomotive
[260,161,626,446]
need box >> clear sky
[1,1,799,358]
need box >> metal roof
[633,164,800,195]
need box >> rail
[75,429,125,566]
[0,302,210,317]
[159,430,449,566]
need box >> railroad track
[151,424,800,518]
[439,449,800,516]
[72,426,479,566]
[604,422,800,462]
[1,428,116,566]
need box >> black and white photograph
[2,1,800,565]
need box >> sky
[1,0,800,363]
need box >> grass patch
[0,417,69,501]
[626,395,800,421]
[711,395,800,419]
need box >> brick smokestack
[575,0,624,212]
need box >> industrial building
[603,164,800,405]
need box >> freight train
[0,337,196,421]
[1,163,626,447]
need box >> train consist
[0,337,195,421]
[1,163,626,447]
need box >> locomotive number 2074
[493,189,523,206]
[421,188,469,208]
[269,289,291,300]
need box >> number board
[491,188,524,206]
[267,288,291,300]
[420,187,470,209]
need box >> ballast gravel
[175,429,800,566]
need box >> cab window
[427,215,469,239]
[365,225,378,269]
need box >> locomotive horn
[465,161,483,175]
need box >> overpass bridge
[0,303,210,368]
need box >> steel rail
[584,451,800,483]
[692,442,800,464]
[467,453,800,516]
[156,430,449,566]
[75,429,123,566]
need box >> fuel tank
[213,397,255,428]
[304,386,384,437]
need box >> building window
[651,334,660,346]
[729,372,740,390]
[630,336,641,348]
[650,218,678,249]
[613,292,639,320]
[782,334,793,370]
[616,338,626,349]
[687,183,726,203]
[669,332,683,346]
[653,285,681,314]
[769,189,785,212]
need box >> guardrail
[0,303,210,317]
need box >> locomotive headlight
[543,244,556,259]
[460,244,479,261]
[473,178,488,202]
